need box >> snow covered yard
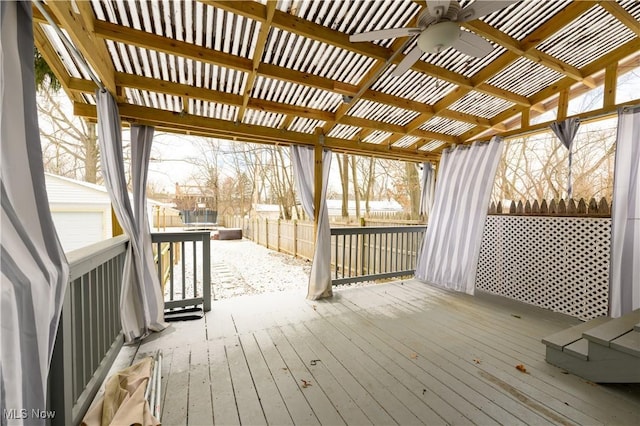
[165,236,312,301]
[163,232,379,303]
[210,239,312,299]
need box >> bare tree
[492,121,617,204]
[38,89,100,183]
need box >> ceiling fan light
[417,21,460,54]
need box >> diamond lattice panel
[476,216,610,320]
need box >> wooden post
[111,206,123,236]
[313,132,324,239]
[277,219,281,252]
[521,108,530,128]
[265,218,269,248]
[557,89,569,121]
[604,62,618,107]
[293,219,298,258]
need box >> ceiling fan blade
[451,31,494,57]
[392,46,423,77]
[427,0,451,19]
[458,1,515,22]
[349,27,421,43]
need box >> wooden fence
[223,216,316,260]
[220,215,425,284]
[489,197,611,217]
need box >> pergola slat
[31,0,640,162]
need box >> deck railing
[151,231,211,313]
[49,235,128,426]
[331,226,425,285]
[220,216,426,286]
[49,231,212,424]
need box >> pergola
[4,2,640,423]
[32,0,640,165]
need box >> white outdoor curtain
[1,1,69,420]
[96,91,167,342]
[291,146,333,300]
[609,105,640,318]
[415,137,504,294]
[419,162,435,217]
[550,117,581,199]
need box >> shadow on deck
[117,280,640,425]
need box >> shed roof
[33,1,640,162]
[45,173,111,205]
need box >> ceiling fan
[349,1,514,76]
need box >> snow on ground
[166,233,377,302]
[210,239,311,299]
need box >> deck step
[563,338,589,360]
[634,322,640,332]
[583,309,640,347]
[610,330,640,359]
[542,316,609,351]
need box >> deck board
[285,322,396,425]
[252,329,320,425]
[266,327,346,425]
[237,333,294,425]
[277,324,373,425]
[356,290,599,425]
[123,280,640,425]
[208,339,240,425]
[161,347,189,426]
[224,335,268,425]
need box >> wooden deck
[127,280,640,425]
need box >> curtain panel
[419,162,435,218]
[609,105,640,317]
[415,138,503,294]
[550,117,581,199]
[96,92,167,341]
[291,146,333,300]
[1,1,69,420]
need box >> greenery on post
[34,47,61,92]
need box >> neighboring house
[325,199,403,217]
[45,173,113,253]
[46,173,180,252]
[248,200,403,220]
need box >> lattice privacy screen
[476,216,610,320]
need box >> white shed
[45,173,113,253]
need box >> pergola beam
[237,1,277,122]
[46,1,116,95]
[599,1,640,38]
[33,24,86,103]
[459,38,640,143]
[206,0,529,108]
[73,102,439,162]
[90,21,488,136]
[69,71,456,143]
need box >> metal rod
[155,352,162,418]
[32,0,105,91]
[144,356,155,402]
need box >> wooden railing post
[202,232,211,312]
